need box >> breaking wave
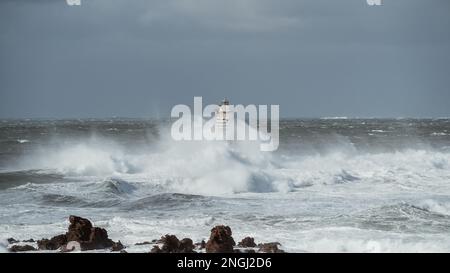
[4,129,450,196]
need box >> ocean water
[1,118,450,253]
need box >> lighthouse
[215,98,233,137]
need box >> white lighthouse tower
[215,98,233,138]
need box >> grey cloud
[0,0,449,118]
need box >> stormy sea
[1,118,450,253]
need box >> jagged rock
[205,225,235,253]
[23,239,35,243]
[9,245,36,252]
[7,238,19,244]
[150,245,162,253]
[238,237,256,248]
[37,216,118,251]
[66,215,93,242]
[258,242,285,253]
[111,241,124,251]
[80,227,114,250]
[37,234,68,250]
[160,234,180,252]
[150,235,196,253]
[179,238,195,253]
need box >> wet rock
[150,235,196,253]
[150,245,162,253]
[23,239,35,243]
[258,242,285,253]
[7,238,19,244]
[9,245,37,252]
[9,245,36,252]
[37,234,68,250]
[80,227,114,250]
[111,241,124,252]
[160,234,180,253]
[66,215,93,242]
[120,250,128,253]
[37,216,118,251]
[238,237,256,248]
[205,225,235,253]
[179,238,195,253]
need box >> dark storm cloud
[1,0,449,118]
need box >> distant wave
[320,117,348,120]
[4,131,449,196]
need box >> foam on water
[9,128,450,196]
[1,119,450,252]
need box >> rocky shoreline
[6,216,285,253]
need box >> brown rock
[150,235,196,253]
[160,234,180,252]
[150,245,162,253]
[258,242,285,253]
[66,215,93,242]
[7,238,19,244]
[179,238,195,253]
[38,216,118,251]
[205,225,235,253]
[37,234,68,250]
[238,237,257,248]
[80,227,114,250]
[111,241,125,251]
[9,245,36,252]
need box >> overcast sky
[1,0,449,118]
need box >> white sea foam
[3,120,450,253]
[416,199,450,216]
[0,242,7,253]
[11,128,450,196]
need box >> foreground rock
[37,215,120,252]
[111,241,125,252]
[7,238,19,244]
[258,242,285,253]
[9,245,36,252]
[150,235,196,253]
[6,216,286,253]
[37,234,67,250]
[238,237,257,248]
[205,225,235,253]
